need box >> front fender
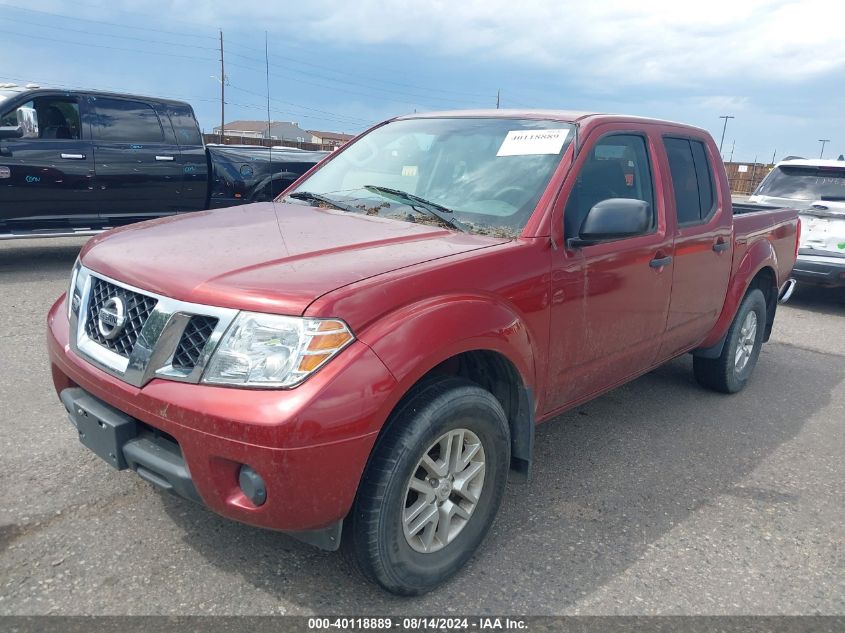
[698,238,778,349]
[246,171,302,201]
[358,295,537,409]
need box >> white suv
[751,158,845,288]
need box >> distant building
[213,120,312,142]
[307,129,355,147]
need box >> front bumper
[47,294,397,542]
[792,253,845,287]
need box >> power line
[0,73,373,129]
[0,28,389,121]
[1,2,493,102]
[0,28,217,64]
[2,25,482,111]
[3,15,219,53]
[227,84,381,125]
[0,2,218,40]
[223,43,492,100]
[225,59,485,110]
[219,99,373,128]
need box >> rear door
[658,135,733,359]
[90,96,182,224]
[0,93,96,232]
[164,103,208,212]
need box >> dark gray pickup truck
[0,85,326,239]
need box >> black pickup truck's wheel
[344,377,510,595]
[694,288,767,394]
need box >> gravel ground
[0,236,843,615]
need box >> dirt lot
[0,237,843,615]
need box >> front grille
[171,315,218,370]
[84,277,157,358]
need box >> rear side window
[167,105,203,146]
[664,137,716,224]
[92,98,164,143]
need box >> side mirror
[570,198,651,247]
[16,106,39,139]
[0,126,23,140]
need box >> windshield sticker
[402,165,418,177]
[496,129,570,157]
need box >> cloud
[136,0,845,86]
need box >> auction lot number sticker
[496,129,570,156]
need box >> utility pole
[729,139,735,163]
[265,31,271,143]
[750,154,758,194]
[718,115,734,154]
[496,89,500,109]
[819,139,830,158]
[219,29,225,143]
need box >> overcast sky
[2,0,843,162]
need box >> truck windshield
[756,165,845,201]
[285,117,574,237]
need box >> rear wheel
[694,288,767,393]
[344,377,510,595]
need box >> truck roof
[397,108,708,133]
[0,84,192,108]
[776,158,845,169]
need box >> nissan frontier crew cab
[47,110,800,595]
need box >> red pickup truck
[47,110,799,595]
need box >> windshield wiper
[364,185,467,233]
[287,191,360,214]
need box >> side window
[167,105,203,146]
[564,134,655,239]
[664,137,716,224]
[0,101,28,127]
[1,97,81,140]
[690,140,715,217]
[92,98,164,143]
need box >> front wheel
[694,288,767,393]
[344,377,510,595]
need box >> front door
[0,94,96,232]
[89,96,182,225]
[546,130,674,413]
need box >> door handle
[155,155,175,161]
[712,240,730,253]
[649,255,673,268]
[61,153,86,160]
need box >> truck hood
[81,202,508,315]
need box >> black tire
[694,288,767,394]
[344,376,510,595]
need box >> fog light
[238,464,267,506]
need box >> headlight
[67,257,82,320]
[202,313,354,388]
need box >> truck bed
[732,205,800,289]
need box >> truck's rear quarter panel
[698,206,799,349]
[732,207,799,289]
